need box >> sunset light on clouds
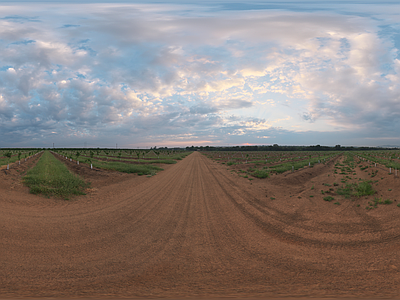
[1,0,400,148]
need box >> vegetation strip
[249,153,339,177]
[89,159,163,175]
[23,151,89,198]
[51,149,191,172]
[49,149,193,175]
[0,150,40,168]
[356,152,400,169]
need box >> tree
[87,158,93,169]
[4,151,11,169]
[5,151,12,162]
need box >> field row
[4,149,191,199]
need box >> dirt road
[1,152,400,298]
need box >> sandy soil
[1,151,400,299]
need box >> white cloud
[0,2,400,147]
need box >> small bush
[354,181,375,197]
[324,196,335,202]
[337,181,375,199]
[252,169,270,178]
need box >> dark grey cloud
[0,15,40,23]
[9,39,36,45]
[60,24,80,28]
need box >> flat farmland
[1,150,400,299]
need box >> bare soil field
[1,151,400,299]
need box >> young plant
[4,151,12,169]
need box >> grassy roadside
[23,151,89,198]
[90,156,177,164]
[90,159,163,175]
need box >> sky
[0,0,400,148]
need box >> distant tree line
[185,144,399,152]
[1,145,398,152]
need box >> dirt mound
[1,152,400,299]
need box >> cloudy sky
[0,0,400,148]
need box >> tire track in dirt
[1,152,400,298]
[200,153,394,248]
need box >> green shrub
[354,181,375,197]
[252,169,270,178]
[324,196,335,202]
[337,181,376,198]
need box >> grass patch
[92,159,163,175]
[354,181,376,197]
[252,169,270,178]
[24,151,89,198]
[337,181,376,199]
[367,197,394,209]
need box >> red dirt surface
[1,152,400,299]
